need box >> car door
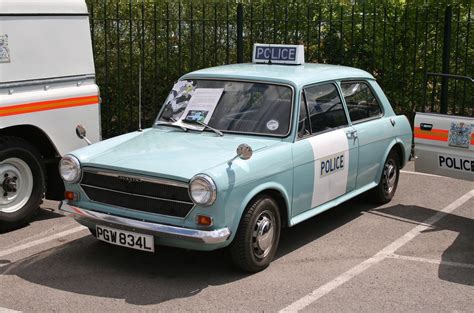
[414,112,473,181]
[292,82,359,218]
[340,80,391,189]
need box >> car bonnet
[75,128,281,181]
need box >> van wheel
[230,196,281,272]
[371,150,400,204]
[0,137,45,232]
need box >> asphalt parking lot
[1,161,473,312]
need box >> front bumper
[59,202,231,244]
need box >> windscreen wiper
[155,117,188,132]
[181,119,224,136]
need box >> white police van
[0,0,101,231]
[414,113,473,181]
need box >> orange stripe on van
[0,95,99,117]
[414,127,449,142]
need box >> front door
[292,82,359,218]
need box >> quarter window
[340,81,382,122]
[303,83,348,134]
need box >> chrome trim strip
[81,183,194,205]
[83,168,188,188]
[0,74,96,88]
[59,202,231,244]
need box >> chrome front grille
[80,170,194,218]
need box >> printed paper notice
[179,88,224,130]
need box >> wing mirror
[228,143,253,165]
[76,125,92,145]
[236,143,252,160]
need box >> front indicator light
[65,191,78,201]
[196,215,213,227]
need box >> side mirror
[76,125,86,139]
[236,143,252,160]
[76,125,92,145]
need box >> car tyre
[371,150,400,204]
[0,136,45,232]
[230,195,281,272]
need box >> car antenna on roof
[138,65,143,132]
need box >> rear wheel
[0,137,45,232]
[230,196,281,272]
[371,150,400,204]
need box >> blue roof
[182,63,375,88]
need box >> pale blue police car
[59,44,412,272]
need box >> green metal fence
[87,0,473,138]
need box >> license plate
[96,225,154,252]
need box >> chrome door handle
[346,130,358,139]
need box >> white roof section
[0,0,88,14]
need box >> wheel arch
[235,183,291,232]
[375,139,407,183]
[0,124,64,200]
[0,124,60,159]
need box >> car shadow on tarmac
[0,196,392,305]
[375,205,474,286]
[35,207,63,222]
[0,208,63,234]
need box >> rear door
[340,80,391,189]
[414,113,473,181]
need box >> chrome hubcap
[0,158,33,213]
[252,210,275,259]
[383,160,397,195]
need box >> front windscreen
[156,80,293,136]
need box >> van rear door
[414,112,473,181]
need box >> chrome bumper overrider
[59,202,231,244]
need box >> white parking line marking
[387,254,474,269]
[280,189,474,313]
[400,170,441,178]
[0,225,86,259]
[0,307,22,313]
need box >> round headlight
[189,174,217,206]
[59,155,82,183]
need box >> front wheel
[230,196,281,272]
[0,137,45,232]
[370,150,400,204]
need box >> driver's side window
[303,83,348,134]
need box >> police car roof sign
[252,43,305,65]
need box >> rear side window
[340,81,382,122]
[303,83,348,134]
